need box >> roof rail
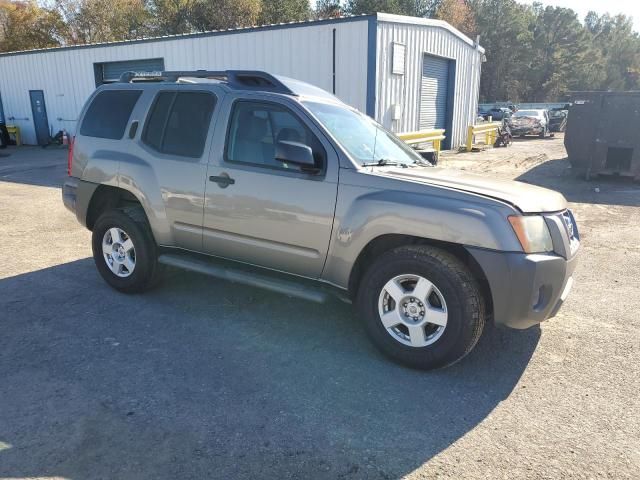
[118,70,295,95]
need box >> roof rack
[118,70,295,95]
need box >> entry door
[419,55,450,130]
[202,99,339,279]
[29,90,50,145]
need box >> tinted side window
[225,101,325,171]
[80,90,141,139]
[142,91,216,158]
[143,92,173,151]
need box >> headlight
[508,215,554,253]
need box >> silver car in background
[510,109,550,138]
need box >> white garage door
[419,55,450,130]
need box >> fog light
[532,287,542,310]
[532,285,551,311]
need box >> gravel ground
[0,137,638,479]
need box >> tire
[92,206,162,293]
[356,245,485,370]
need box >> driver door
[202,97,339,278]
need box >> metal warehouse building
[0,13,483,149]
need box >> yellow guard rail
[466,122,500,151]
[397,129,446,153]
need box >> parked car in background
[483,107,512,121]
[62,70,579,370]
[510,109,550,138]
[548,109,568,132]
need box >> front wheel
[356,246,485,370]
[92,207,162,293]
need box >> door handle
[209,173,235,188]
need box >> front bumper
[467,247,578,329]
[511,125,544,136]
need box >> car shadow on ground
[516,157,640,207]
[0,258,540,479]
[0,146,67,188]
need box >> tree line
[1,0,639,102]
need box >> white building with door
[0,13,483,149]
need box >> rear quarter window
[80,90,141,139]
[142,91,216,158]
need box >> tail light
[67,136,75,176]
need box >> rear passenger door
[202,96,339,278]
[134,88,218,251]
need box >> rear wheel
[356,246,485,370]
[92,207,162,293]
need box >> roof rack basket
[118,70,295,95]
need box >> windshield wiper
[362,158,409,168]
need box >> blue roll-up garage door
[99,58,165,83]
[419,55,450,130]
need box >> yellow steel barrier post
[466,122,500,151]
[467,125,474,152]
[7,125,21,146]
[397,129,446,162]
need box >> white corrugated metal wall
[0,20,368,145]
[375,15,483,149]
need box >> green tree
[259,0,310,25]
[147,0,194,35]
[525,5,601,101]
[190,0,261,31]
[470,0,535,102]
[147,0,262,34]
[346,0,403,16]
[399,0,440,17]
[56,0,150,44]
[345,0,439,17]
[434,0,476,38]
[314,0,342,18]
[585,12,640,91]
[0,0,66,52]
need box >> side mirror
[275,140,318,172]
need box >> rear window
[80,90,141,139]
[142,91,216,158]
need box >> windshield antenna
[369,125,379,166]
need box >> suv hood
[376,167,567,213]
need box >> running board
[158,253,331,303]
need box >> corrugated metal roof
[0,14,373,57]
[376,13,485,53]
[0,13,483,57]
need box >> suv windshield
[303,101,426,167]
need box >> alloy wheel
[102,227,136,278]
[377,274,448,347]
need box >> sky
[518,0,640,31]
